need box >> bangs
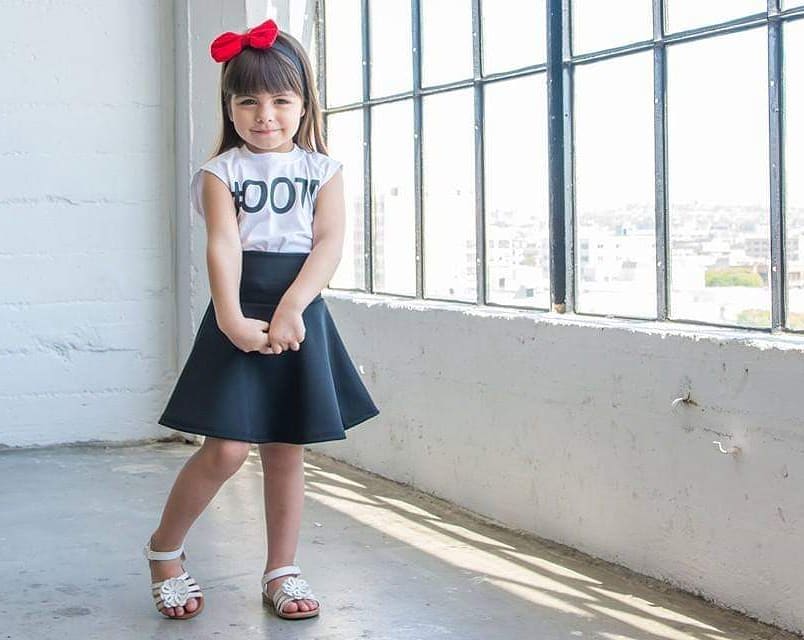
[222,47,302,99]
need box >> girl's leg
[258,442,318,614]
[149,436,251,617]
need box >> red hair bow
[210,19,279,63]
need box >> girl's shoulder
[298,147,343,184]
[201,146,239,170]
[191,148,238,184]
[196,145,342,185]
[289,144,338,163]
[189,149,240,219]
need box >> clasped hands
[220,304,305,355]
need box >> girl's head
[212,26,327,157]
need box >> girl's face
[229,91,306,154]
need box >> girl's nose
[257,104,275,122]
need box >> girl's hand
[220,316,272,354]
[266,305,306,355]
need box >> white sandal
[143,540,205,620]
[261,565,320,620]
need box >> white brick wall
[0,0,176,446]
[319,293,804,635]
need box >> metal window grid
[318,0,804,334]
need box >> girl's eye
[238,99,289,105]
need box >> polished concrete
[0,441,797,640]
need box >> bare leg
[149,437,251,617]
[259,442,318,614]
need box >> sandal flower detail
[281,576,312,600]
[262,564,320,620]
[144,539,205,620]
[160,575,192,608]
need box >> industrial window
[319,0,804,333]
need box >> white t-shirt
[190,143,343,252]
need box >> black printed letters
[231,177,321,215]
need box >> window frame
[318,0,804,334]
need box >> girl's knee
[201,438,250,477]
[259,442,303,468]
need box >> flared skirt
[158,251,380,444]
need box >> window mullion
[654,0,670,320]
[548,0,569,313]
[768,0,786,330]
[412,0,424,298]
[362,0,374,293]
[472,0,486,305]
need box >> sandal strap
[154,586,204,609]
[154,584,204,599]
[262,568,319,614]
[273,589,319,613]
[143,540,185,561]
[262,564,301,585]
[151,570,191,590]
[151,571,204,608]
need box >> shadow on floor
[0,441,798,640]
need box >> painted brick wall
[0,0,176,446]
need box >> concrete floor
[0,442,798,640]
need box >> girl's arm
[277,169,346,313]
[201,171,244,332]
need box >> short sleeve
[320,157,343,189]
[189,160,230,219]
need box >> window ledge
[323,289,804,353]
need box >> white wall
[0,0,176,446]
[0,0,301,447]
[318,293,804,636]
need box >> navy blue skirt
[158,251,380,444]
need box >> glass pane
[326,109,366,290]
[482,0,546,74]
[308,28,319,82]
[288,0,315,46]
[574,52,656,318]
[325,0,363,107]
[783,0,804,6]
[785,20,804,329]
[484,75,550,309]
[286,0,318,78]
[666,1,766,33]
[371,100,416,296]
[572,0,652,55]
[667,29,770,327]
[421,0,473,87]
[370,0,412,97]
[422,89,476,301]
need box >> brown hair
[212,30,327,157]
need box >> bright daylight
[1,1,803,639]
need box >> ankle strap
[143,541,185,561]
[262,564,300,585]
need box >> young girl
[142,19,379,621]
